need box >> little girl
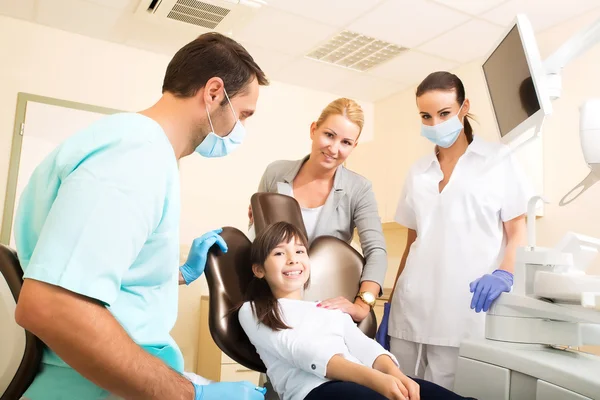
[238,222,473,400]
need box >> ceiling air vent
[135,0,261,35]
[307,31,408,72]
[165,0,230,29]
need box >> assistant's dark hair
[162,32,269,104]
[245,222,310,331]
[416,71,474,143]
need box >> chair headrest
[303,236,363,303]
[251,193,307,240]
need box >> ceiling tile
[268,0,384,27]
[331,75,410,102]
[481,0,600,32]
[238,41,297,77]
[235,7,338,55]
[36,0,123,39]
[368,50,459,85]
[432,0,507,16]
[84,0,133,10]
[347,0,471,48]
[418,19,505,63]
[0,0,35,20]
[274,57,359,93]
[121,17,196,56]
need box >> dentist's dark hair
[416,71,475,144]
[162,32,269,105]
[244,222,310,331]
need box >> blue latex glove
[194,381,266,400]
[375,302,391,350]
[180,228,228,285]
[469,269,514,313]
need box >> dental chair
[0,244,43,400]
[204,192,377,398]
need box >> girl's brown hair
[244,222,310,331]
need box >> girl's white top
[239,298,397,400]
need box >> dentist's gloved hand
[193,381,266,400]
[469,269,514,313]
[180,228,228,285]
[375,302,391,351]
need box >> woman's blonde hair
[315,98,364,136]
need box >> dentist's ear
[252,264,265,279]
[203,77,225,106]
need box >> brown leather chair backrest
[0,244,43,400]
[204,228,267,372]
[251,192,307,240]
[204,193,377,372]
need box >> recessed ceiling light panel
[306,30,408,72]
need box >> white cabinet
[537,380,593,400]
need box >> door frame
[1,93,122,245]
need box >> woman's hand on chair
[317,296,370,322]
[248,204,254,224]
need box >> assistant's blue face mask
[195,87,246,158]
[420,103,464,148]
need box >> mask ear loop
[223,87,237,118]
[457,102,465,117]
[223,87,240,134]
[205,105,216,133]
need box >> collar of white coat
[281,154,345,192]
[422,135,491,172]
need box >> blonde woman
[249,98,386,324]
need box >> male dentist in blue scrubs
[14,32,268,400]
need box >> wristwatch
[356,291,377,308]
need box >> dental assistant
[250,98,387,323]
[383,72,530,390]
[14,33,268,400]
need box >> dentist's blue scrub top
[14,113,182,400]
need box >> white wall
[0,15,375,370]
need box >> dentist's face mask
[420,103,464,148]
[195,87,246,158]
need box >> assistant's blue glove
[469,270,513,313]
[193,381,266,400]
[180,228,228,285]
[375,302,391,351]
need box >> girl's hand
[396,374,420,400]
[317,297,370,322]
[370,370,409,400]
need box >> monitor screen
[483,25,541,138]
